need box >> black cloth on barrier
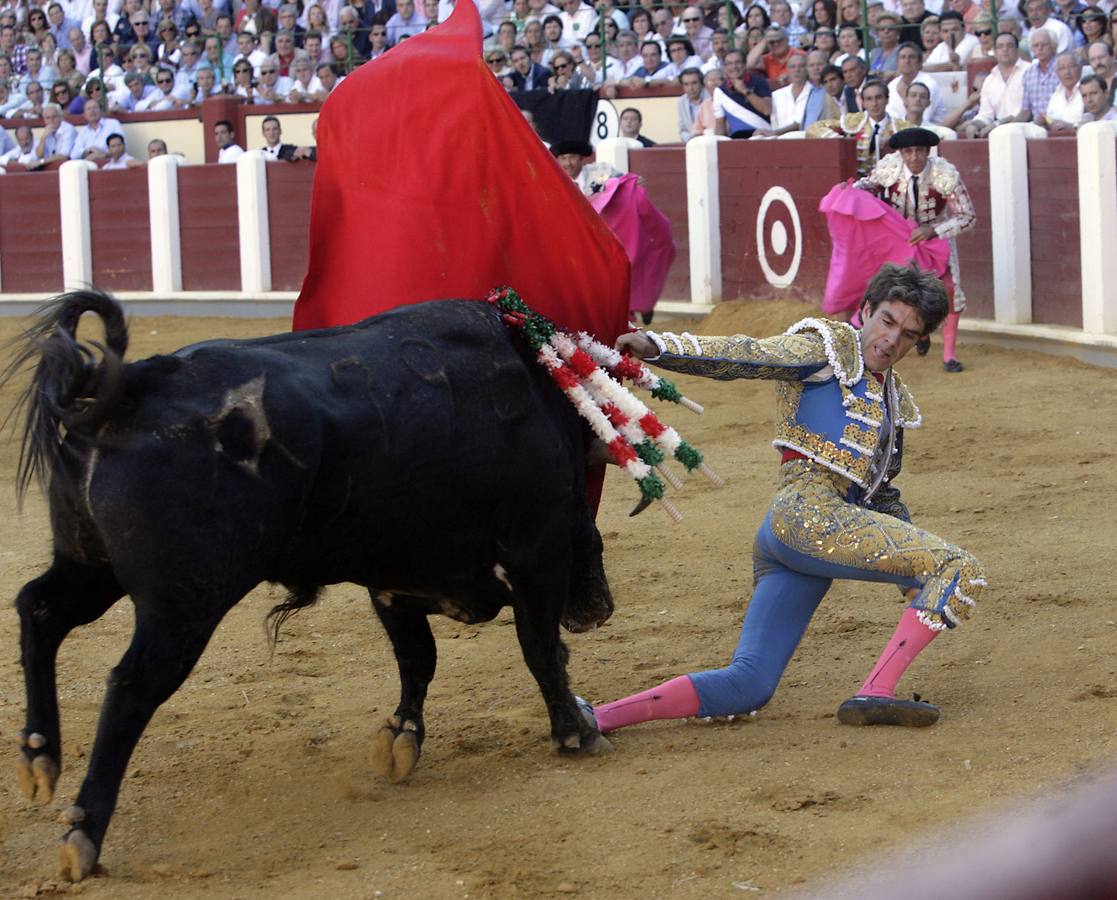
[510,88,597,145]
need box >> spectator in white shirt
[109,71,154,111]
[1040,51,1084,130]
[924,10,980,69]
[0,123,42,165]
[191,65,222,103]
[386,0,426,46]
[234,30,269,76]
[214,118,245,163]
[960,31,1031,136]
[35,102,78,163]
[70,99,123,160]
[886,42,947,122]
[100,131,137,168]
[252,58,294,102]
[136,66,192,109]
[286,56,324,101]
[558,0,597,42]
[1023,0,1073,54]
[1080,72,1117,120]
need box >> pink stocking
[942,310,961,363]
[592,675,700,733]
[858,607,939,698]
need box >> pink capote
[819,182,952,317]
[590,174,676,316]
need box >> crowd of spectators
[2,0,1117,165]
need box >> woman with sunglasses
[548,50,589,89]
[485,47,510,76]
[1075,9,1108,61]
[81,76,106,113]
[228,60,255,99]
[50,77,80,113]
[155,21,182,69]
[969,14,996,57]
[25,6,50,43]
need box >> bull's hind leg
[17,560,124,807]
[58,595,234,882]
[511,580,612,757]
[368,592,435,783]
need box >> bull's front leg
[511,586,612,757]
[17,563,124,808]
[368,592,435,783]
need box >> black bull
[5,291,615,882]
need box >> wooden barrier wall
[1026,137,1082,328]
[0,174,63,293]
[718,139,858,303]
[266,163,315,292]
[89,167,153,291]
[627,146,690,303]
[178,165,241,291]
[938,141,993,321]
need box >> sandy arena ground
[1,299,1116,898]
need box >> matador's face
[859,300,928,371]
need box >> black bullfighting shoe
[836,694,940,727]
[943,359,964,373]
[916,335,931,356]
[574,696,599,731]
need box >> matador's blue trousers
[689,461,985,718]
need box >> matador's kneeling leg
[839,549,986,727]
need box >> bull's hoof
[370,717,421,784]
[552,731,614,755]
[59,828,98,883]
[17,734,59,803]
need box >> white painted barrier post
[58,159,97,290]
[685,134,728,306]
[1077,121,1117,334]
[236,150,271,293]
[148,154,183,293]
[988,123,1045,325]
[595,137,632,173]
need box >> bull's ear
[628,496,653,518]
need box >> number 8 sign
[591,100,619,147]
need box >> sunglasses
[682,15,701,21]
[553,61,570,69]
[585,40,601,47]
[973,28,992,35]
[156,76,172,83]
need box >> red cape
[292,1,631,346]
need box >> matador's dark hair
[861,262,949,335]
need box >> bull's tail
[1,289,128,502]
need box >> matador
[580,263,986,733]
[854,127,976,372]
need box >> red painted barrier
[627,146,690,302]
[0,172,63,294]
[718,139,858,303]
[938,140,993,321]
[177,164,241,291]
[1026,137,1082,328]
[89,167,153,291]
[266,162,315,291]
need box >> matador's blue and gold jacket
[646,317,922,518]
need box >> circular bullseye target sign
[755,186,802,289]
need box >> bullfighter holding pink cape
[820,127,976,372]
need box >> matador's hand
[908,223,937,245]
[615,331,659,359]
